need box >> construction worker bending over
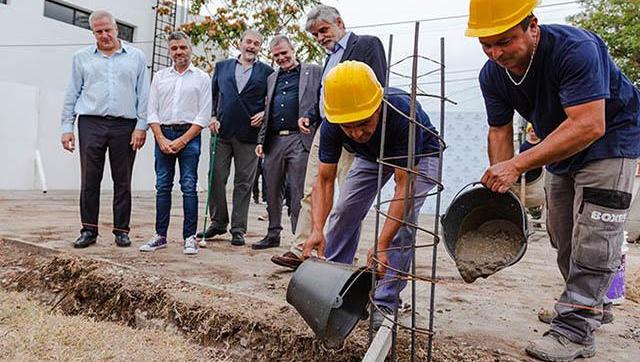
[302,61,441,329]
[466,0,640,360]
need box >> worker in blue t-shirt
[466,1,640,361]
[301,61,441,330]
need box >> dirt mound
[0,240,517,361]
[627,269,640,304]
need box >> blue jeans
[154,127,201,239]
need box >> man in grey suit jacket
[252,35,322,250]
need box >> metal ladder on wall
[151,0,178,78]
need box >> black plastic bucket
[286,258,372,349]
[441,183,528,277]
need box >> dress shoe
[271,251,303,270]
[114,233,131,247]
[231,232,245,246]
[251,235,280,250]
[196,226,227,240]
[73,231,97,248]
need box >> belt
[274,130,299,136]
[80,115,135,122]
[161,124,191,131]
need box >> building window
[43,1,135,42]
[117,23,135,43]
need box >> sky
[195,0,585,112]
[320,0,583,113]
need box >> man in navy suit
[197,29,274,246]
[271,5,387,269]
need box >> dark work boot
[525,330,596,362]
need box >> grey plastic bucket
[441,182,528,269]
[286,258,372,348]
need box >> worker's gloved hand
[302,230,326,259]
[367,247,388,279]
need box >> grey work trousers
[263,134,309,237]
[546,157,636,344]
[208,136,259,234]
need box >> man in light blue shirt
[60,10,149,249]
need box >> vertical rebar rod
[370,33,394,343]
[408,21,420,362]
[427,36,446,362]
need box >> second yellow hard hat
[323,61,383,124]
[465,0,539,38]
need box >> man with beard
[139,31,211,255]
[197,30,274,246]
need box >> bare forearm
[149,123,164,140]
[513,119,602,173]
[488,125,514,165]
[179,124,204,143]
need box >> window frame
[43,0,135,42]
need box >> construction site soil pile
[455,220,522,283]
[628,270,640,304]
[0,239,508,361]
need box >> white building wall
[0,82,39,189]
[0,0,215,191]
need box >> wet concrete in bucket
[454,220,522,283]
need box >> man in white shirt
[140,31,212,255]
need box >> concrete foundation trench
[0,238,516,361]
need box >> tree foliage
[568,0,640,86]
[167,0,324,73]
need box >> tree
[165,0,324,73]
[568,0,640,86]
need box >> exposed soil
[628,270,640,304]
[1,191,639,361]
[0,239,514,361]
[455,220,522,283]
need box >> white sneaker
[198,239,207,248]
[183,235,198,255]
[139,234,167,252]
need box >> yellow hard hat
[465,0,539,38]
[323,60,383,124]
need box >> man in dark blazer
[271,4,387,268]
[252,35,322,250]
[197,29,274,247]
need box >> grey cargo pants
[545,157,636,345]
